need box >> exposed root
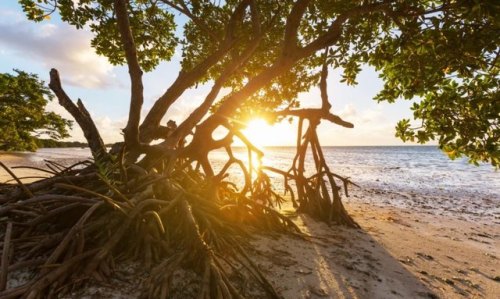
[0,57,360,296]
[0,158,296,298]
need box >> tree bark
[48,69,108,161]
[114,0,144,148]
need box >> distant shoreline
[35,138,88,148]
[233,144,441,148]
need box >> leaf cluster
[21,0,178,71]
[0,70,72,151]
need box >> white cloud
[0,14,116,88]
[317,104,408,146]
[93,116,127,144]
[45,100,125,144]
[338,103,357,118]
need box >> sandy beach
[1,152,499,298]
[0,152,56,184]
[241,187,499,299]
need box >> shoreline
[0,152,52,184]
[1,152,499,298]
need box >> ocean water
[212,146,499,200]
[17,146,500,201]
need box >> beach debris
[295,269,312,275]
[308,285,329,297]
[416,252,434,261]
[399,256,414,265]
[444,278,455,285]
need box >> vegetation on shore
[35,139,87,149]
[0,70,72,152]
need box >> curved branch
[159,0,221,43]
[215,156,251,195]
[140,0,254,142]
[282,0,311,57]
[273,109,354,128]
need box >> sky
[0,1,426,147]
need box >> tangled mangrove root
[288,117,359,228]
[0,54,359,298]
[0,126,358,298]
[0,157,301,298]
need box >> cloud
[317,104,407,146]
[45,100,125,144]
[338,103,357,118]
[93,116,127,144]
[0,12,116,88]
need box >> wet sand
[0,152,53,184]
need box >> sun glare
[241,118,274,149]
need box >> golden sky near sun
[238,119,295,148]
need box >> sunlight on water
[209,146,500,200]
[26,146,500,201]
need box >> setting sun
[236,118,297,148]
[240,118,274,148]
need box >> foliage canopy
[20,0,499,166]
[0,70,72,151]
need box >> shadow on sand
[249,212,437,299]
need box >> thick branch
[190,1,312,133]
[139,49,227,141]
[249,0,261,37]
[114,0,144,147]
[274,109,354,128]
[319,53,331,111]
[225,0,252,42]
[140,0,253,142]
[282,0,311,57]
[300,2,390,57]
[195,2,390,137]
[170,35,264,145]
[48,69,108,160]
[201,57,296,134]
